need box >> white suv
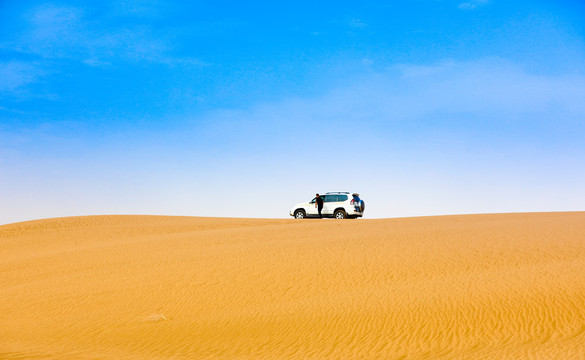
[289,192,365,219]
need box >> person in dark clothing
[315,193,324,218]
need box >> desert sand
[1,212,585,359]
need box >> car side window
[325,195,337,202]
[338,195,348,202]
[310,197,316,204]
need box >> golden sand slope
[2,213,585,359]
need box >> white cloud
[0,61,45,93]
[82,59,111,67]
[7,4,201,67]
[458,0,490,10]
[113,0,164,17]
[193,58,585,156]
[349,18,367,28]
[387,59,585,117]
[21,5,84,58]
[0,3,207,97]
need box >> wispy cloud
[112,0,166,18]
[0,3,205,95]
[0,61,45,93]
[194,58,585,154]
[18,5,84,59]
[6,4,201,67]
[349,18,367,28]
[458,0,490,10]
[392,59,585,116]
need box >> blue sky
[1,0,585,223]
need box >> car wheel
[294,209,306,219]
[334,209,346,219]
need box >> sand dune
[2,213,585,359]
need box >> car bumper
[346,209,364,216]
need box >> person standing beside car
[315,193,324,218]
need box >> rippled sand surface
[2,213,585,359]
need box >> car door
[306,197,319,217]
[322,195,337,216]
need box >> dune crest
[2,213,585,359]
